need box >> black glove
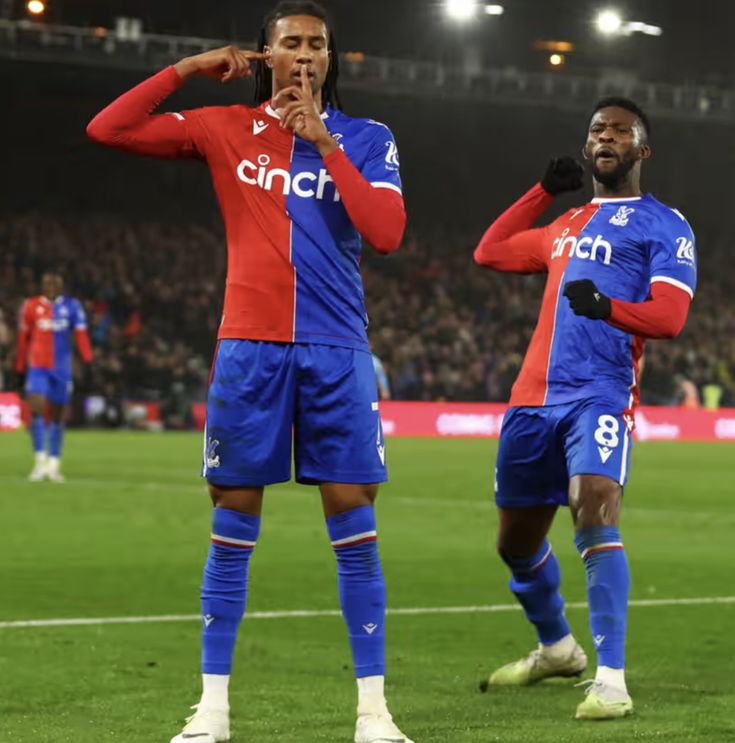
[563,279,611,320]
[541,156,585,196]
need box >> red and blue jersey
[169,101,401,351]
[16,295,93,376]
[87,67,405,352]
[511,193,696,409]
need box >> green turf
[1,431,733,742]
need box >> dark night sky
[29,0,735,85]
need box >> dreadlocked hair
[253,0,342,110]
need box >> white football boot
[355,709,414,743]
[28,453,48,482]
[482,640,587,688]
[575,680,634,720]
[170,704,230,743]
[45,456,66,483]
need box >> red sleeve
[322,148,406,254]
[86,66,206,159]
[15,300,32,373]
[473,183,554,273]
[607,282,691,339]
[75,329,94,364]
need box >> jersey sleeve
[86,67,213,160]
[15,299,33,372]
[72,299,88,330]
[648,209,697,299]
[359,123,402,195]
[72,300,94,363]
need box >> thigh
[563,400,633,488]
[47,374,72,406]
[203,340,296,487]
[294,345,386,485]
[495,407,568,509]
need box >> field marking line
[2,596,733,630]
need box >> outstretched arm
[86,46,266,158]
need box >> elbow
[662,320,686,340]
[86,118,104,144]
[473,244,493,267]
[370,233,402,255]
[86,115,113,145]
[369,211,406,255]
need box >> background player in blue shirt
[473,98,696,720]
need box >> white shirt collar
[591,196,643,204]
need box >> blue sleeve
[73,299,88,330]
[648,209,697,298]
[360,123,402,195]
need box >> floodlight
[26,0,46,15]
[596,9,623,34]
[445,0,478,21]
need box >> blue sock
[30,415,45,454]
[574,526,629,669]
[48,422,65,457]
[327,505,386,678]
[200,508,260,675]
[502,540,571,645]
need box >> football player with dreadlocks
[87,2,411,742]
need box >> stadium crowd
[1,213,733,419]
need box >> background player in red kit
[87,2,412,742]
[15,272,92,482]
[473,98,696,720]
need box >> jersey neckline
[590,194,646,204]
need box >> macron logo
[593,634,605,648]
[203,614,215,628]
[363,623,379,635]
[253,120,269,136]
[598,446,613,464]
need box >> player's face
[41,273,59,299]
[265,16,330,99]
[584,106,651,188]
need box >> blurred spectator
[1,213,733,418]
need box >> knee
[208,484,225,507]
[207,484,263,514]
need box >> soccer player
[473,98,696,720]
[15,272,93,482]
[87,3,412,742]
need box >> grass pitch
[0,431,733,742]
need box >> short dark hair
[253,1,342,110]
[592,96,651,140]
